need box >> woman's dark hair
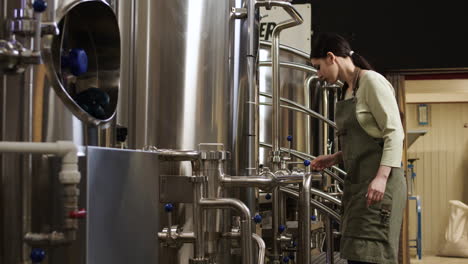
[310,32,374,71]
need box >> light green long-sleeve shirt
[344,70,404,168]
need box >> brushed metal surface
[86,147,160,264]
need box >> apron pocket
[342,183,392,242]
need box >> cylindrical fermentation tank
[118,0,258,263]
[0,0,120,263]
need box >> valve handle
[286,135,293,142]
[164,203,174,212]
[253,214,262,224]
[33,0,47,13]
[62,48,88,76]
[69,209,87,219]
[265,193,272,200]
[303,160,311,166]
[278,224,286,233]
[30,248,46,263]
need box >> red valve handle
[69,209,87,219]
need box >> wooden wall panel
[406,103,468,254]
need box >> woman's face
[311,54,339,84]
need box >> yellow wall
[406,103,468,254]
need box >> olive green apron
[335,80,407,264]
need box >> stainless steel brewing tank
[259,42,322,167]
[119,1,244,263]
[0,1,120,264]
[124,0,234,151]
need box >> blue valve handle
[278,224,286,233]
[265,193,272,200]
[303,160,311,166]
[33,0,47,13]
[253,214,262,224]
[287,135,293,142]
[164,203,174,212]
[289,254,295,260]
[30,248,46,263]
[283,256,290,263]
[310,215,317,221]
[62,48,88,76]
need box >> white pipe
[0,141,81,245]
[0,141,79,183]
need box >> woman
[310,33,407,264]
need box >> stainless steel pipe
[252,233,266,264]
[260,92,337,129]
[200,198,253,264]
[260,142,347,183]
[298,172,312,264]
[279,187,341,224]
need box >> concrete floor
[411,255,468,264]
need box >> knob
[265,193,272,200]
[30,248,46,263]
[310,215,317,221]
[303,160,311,166]
[286,135,293,142]
[74,88,110,119]
[253,214,262,224]
[32,0,47,13]
[283,256,290,263]
[278,224,286,233]
[62,48,88,76]
[69,209,86,219]
[289,254,295,260]
[164,203,174,212]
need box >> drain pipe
[200,198,253,264]
[0,141,82,245]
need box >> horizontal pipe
[259,61,317,74]
[287,185,342,207]
[259,142,346,183]
[280,187,341,223]
[260,92,337,129]
[153,149,200,161]
[24,232,67,246]
[260,40,310,60]
[157,231,195,243]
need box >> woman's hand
[311,152,341,171]
[366,166,391,207]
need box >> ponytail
[350,52,374,71]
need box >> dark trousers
[348,261,376,264]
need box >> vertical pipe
[322,87,330,191]
[240,0,259,215]
[271,28,281,159]
[192,161,205,261]
[325,216,334,264]
[299,172,312,264]
[272,187,280,263]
